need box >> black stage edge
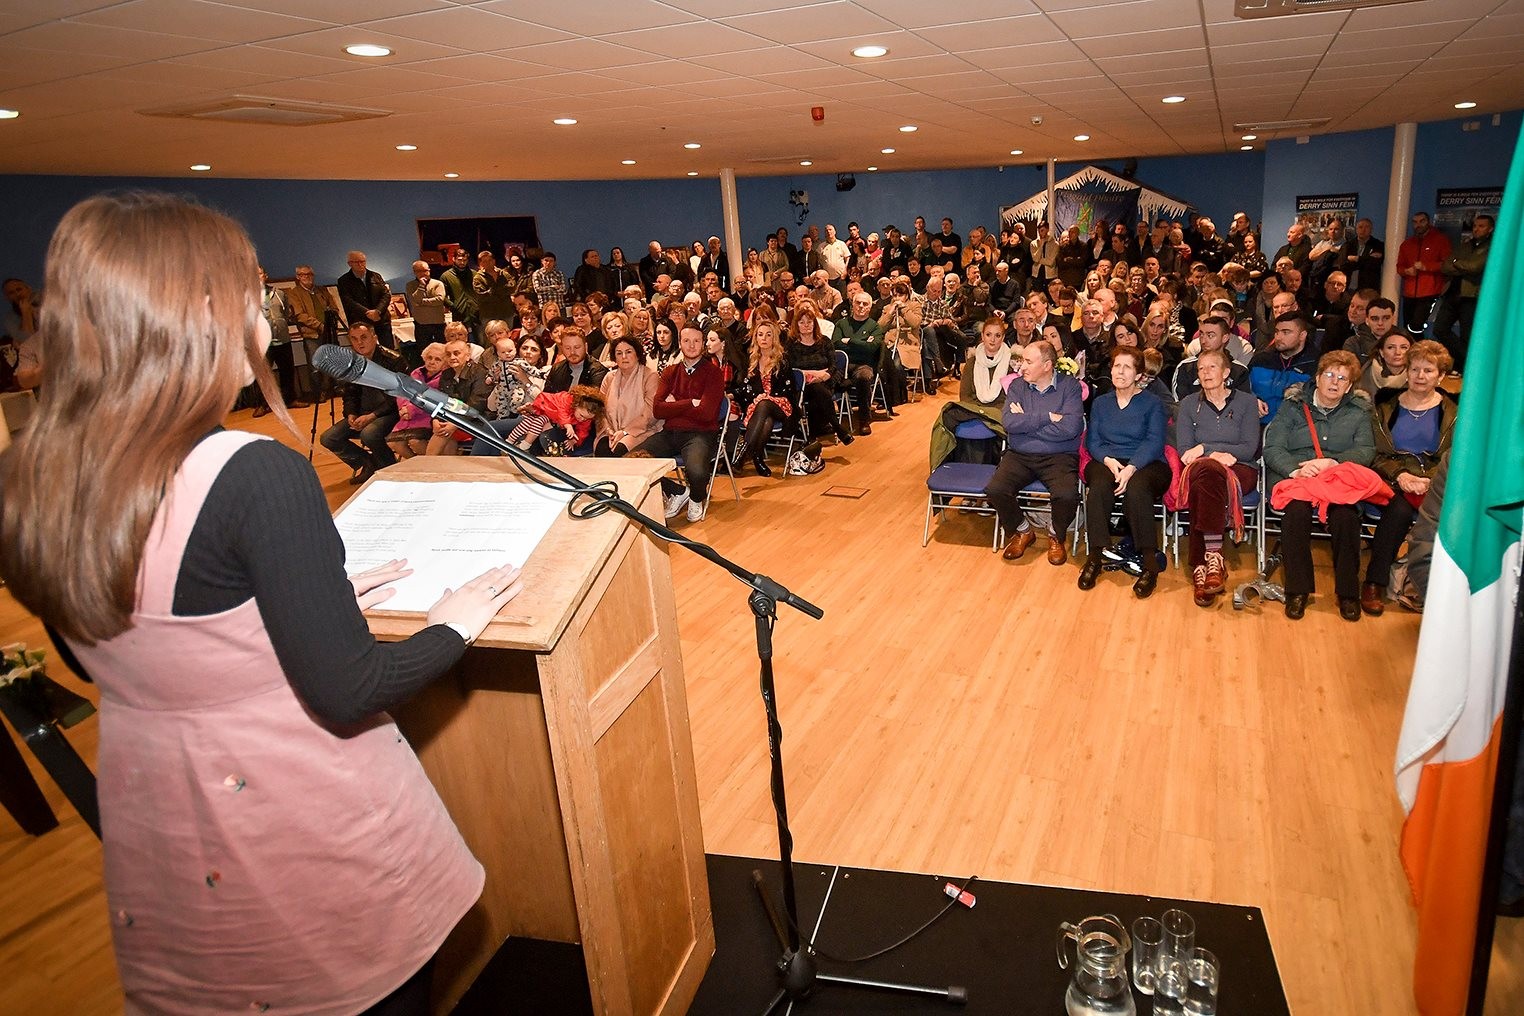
[454,853,1292,1014]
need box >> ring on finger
[487,586,498,596]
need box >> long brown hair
[748,319,784,378]
[1,192,283,644]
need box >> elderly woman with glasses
[1262,350,1377,621]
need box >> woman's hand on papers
[349,558,414,610]
[426,563,525,641]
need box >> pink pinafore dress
[67,431,483,1015]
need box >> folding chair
[1016,479,1084,554]
[924,463,1004,550]
[678,395,739,504]
[763,369,806,472]
[1170,488,1263,569]
[832,349,853,428]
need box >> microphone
[312,345,482,421]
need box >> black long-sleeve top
[53,434,465,727]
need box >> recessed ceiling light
[1073,134,1089,142]
[1240,145,1254,151]
[395,144,417,151]
[852,44,888,59]
[687,171,699,176]
[190,164,211,172]
[1455,100,1477,109]
[0,109,19,120]
[1162,95,1186,104]
[867,166,878,171]
[1010,149,1023,156]
[1241,134,1257,141]
[881,147,895,154]
[553,117,577,126]
[800,160,813,166]
[444,172,459,178]
[621,159,636,165]
[684,142,701,149]
[344,44,391,58]
[899,125,917,133]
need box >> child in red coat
[504,385,606,453]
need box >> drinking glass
[1159,908,1195,970]
[1153,956,1187,1016]
[1131,916,1163,995]
[1184,948,1220,1015]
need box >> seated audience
[502,384,604,454]
[542,325,609,394]
[789,303,853,445]
[1355,329,1410,398]
[596,336,661,457]
[1173,315,1248,403]
[638,325,726,523]
[388,341,447,460]
[1174,348,1263,606]
[837,290,885,435]
[651,317,683,373]
[1249,311,1318,422]
[320,323,402,484]
[1078,347,1170,598]
[930,318,1012,471]
[1362,340,1456,615]
[480,320,539,423]
[985,342,1085,567]
[1263,350,1378,621]
[730,319,799,477]
[1348,296,1398,363]
[426,328,490,456]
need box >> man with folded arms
[985,341,1084,567]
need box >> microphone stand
[399,390,966,1013]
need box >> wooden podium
[346,456,714,1014]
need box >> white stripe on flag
[1396,533,1520,811]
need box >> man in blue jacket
[985,341,1085,566]
[1248,311,1318,423]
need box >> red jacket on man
[1396,230,1452,299]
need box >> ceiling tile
[1211,36,1333,63]
[475,0,698,35]
[365,7,571,50]
[1205,11,1348,46]
[168,43,357,77]
[393,52,558,80]
[604,21,774,59]
[610,60,733,86]
[792,30,946,63]
[720,2,902,46]
[74,0,331,42]
[260,25,465,62]
[1048,0,1201,36]
[856,0,1040,29]
[495,37,661,69]
[2,20,223,60]
[0,43,138,82]
[1346,0,1493,30]
[658,0,834,18]
[220,0,448,20]
[858,53,978,79]
[1327,31,1448,57]
[754,65,873,88]
[965,40,1090,70]
[688,45,834,75]
[1077,27,1205,60]
[917,14,1067,51]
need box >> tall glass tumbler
[1131,916,1163,995]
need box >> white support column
[1047,158,1057,232]
[719,167,742,288]
[1382,122,1417,299]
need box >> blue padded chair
[924,462,1003,550]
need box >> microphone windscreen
[312,344,364,382]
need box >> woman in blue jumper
[1078,346,1170,597]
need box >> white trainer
[662,490,691,520]
[686,498,708,522]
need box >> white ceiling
[0,0,1520,181]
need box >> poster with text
[1433,186,1502,242]
[1295,192,1359,233]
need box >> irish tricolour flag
[1395,128,1524,1015]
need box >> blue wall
[0,110,1515,291]
[1262,110,1521,239]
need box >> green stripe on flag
[1436,124,1524,590]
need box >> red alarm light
[811,106,825,123]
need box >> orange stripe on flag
[1399,713,1504,1016]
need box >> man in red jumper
[1395,211,1451,337]
[638,325,725,522]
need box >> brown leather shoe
[1360,582,1386,616]
[1192,565,1216,608]
[1047,537,1068,566]
[1001,530,1036,561]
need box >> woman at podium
[0,191,521,1016]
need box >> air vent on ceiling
[1236,0,1421,16]
[139,95,391,127]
